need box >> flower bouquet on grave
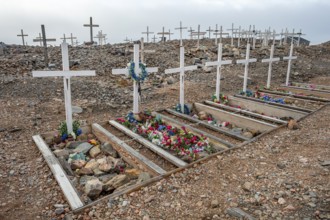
[58,120,82,141]
[211,94,229,105]
[239,89,254,97]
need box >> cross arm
[112,68,129,75]
[261,58,280,63]
[283,56,297,60]
[205,60,232,66]
[32,70,96,78]
[165,65,197,74]
[236,58,257,64]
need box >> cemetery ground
[0,39,330,219]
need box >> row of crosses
[32,39,297,133]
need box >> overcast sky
[1,0,329,46]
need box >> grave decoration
[240,89,286,104]
[58,120,82,141]
[46,129,144,202]
[116,111,214,160]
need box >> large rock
[99,163,113,172]
[89,146,101,158]
[72,142,93,154]
[78,167,93,176]
[98,173,118,183]
[137,172,151,183]
[85,159,99,170]
[79,175,97,186]
[104,174,128,191]
[85,179,103,199]
[100,143,118,158]
[71,160,86,170]
[53,149,70,159]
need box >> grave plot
[205,95,306,123]
[235,90,326,113]
[276,85,330,99]
[288,82,330,91]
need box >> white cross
[213,25,228,45]
[60,34,70,43]
[237,43,257,92]
[165,47,197,113]
[206,26,214,39]
[284,42,297,86]
[205,43,232,101]
[188,27,195,40]
[112,44,158,113]
[129,37,155,63]
[191,25,206,48]
[69,33,77,46]
[175,21,187,46]
[261,44,280,89]
[227,23,238,47]
[32,42,96,133]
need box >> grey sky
[1,0,329,46]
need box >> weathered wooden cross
[213,25,229,45]
[34,33,43,46]
[227,23,238,47]
[157,27,168,42]
[261,44,280,89]
[168,29,174,40]
[152,35,157,43]
[33,25,56,67]
[17,29,28,46]
[175,21,187,46]
[237,43,257,92]
[206,26,214,39]
[188,27,195,40]
[69,33,77,46]
[296,29,305,46]
[142,26,154,43]
[191,25,206,48]
[83,17,99,44]
[129,37,155,63]
[112,44,158,113]
[32,42,96,133]
[165,46,197,113]
[284,42,297,86]
[205,43,232,100]
[60,34,70,43]
[94,31,105,45]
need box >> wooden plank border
[259,89,330,102]
[32,135,84,210]
[109,120,188,167]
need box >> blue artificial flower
[76,128,82,136]
[158,125,166,131]
[61,133,68,141]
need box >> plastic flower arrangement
[58,120,82,141]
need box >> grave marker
[142,26,154,43]
[188,27,195,40]
[157,27,168,42]
[33,25,56,67]
[296,29,305,46]
[94,31,106,45]
[284,42,297,86]
[129,37,155,63]
[206,26,214,39]
[168,29,173,40]
[32,42,96,133]
[34,33,43,46]
[227,23,238,47]
[175,21,187,46]
[165,46,197,113]
[60,34,70,43]
[17,29,28,46]
[213,25,228,45]
[69,33,77,46]
[83,17,99,44]
[236,43,257,92]
[205,43,232,100]
[152,35,157,43]
[112,44,158,113]
[261,44,280,89]
[191,25,206,48]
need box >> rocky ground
[0,39,329,220]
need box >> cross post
[33,25,56,67]
[112,44,158,113]
[206,26,214,39]
[284,43,297,86]
[175,21,187,46]
[205,43,232,100]
[17,29,28,46]
[261,44,280,89]
[32,42,95,133]
[83,17,99,44]
[188,27,195,40]
[142,26,154,43]
[236,43,257,92]
[165,47,197,113]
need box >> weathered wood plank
[279,85,330,98]
[234,94,313,113]
[194,103,278,132]
[152,112,232,150]
[290,82,330,91]
[205,100,287,124]
[165,109,249,141]
[32,135,84,210]
[92,123,166,176]
[259,89,330,102]
[225,95,307,120]
[109,120,187,167]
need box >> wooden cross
[165,46,197,113]
[284,42,297,86]
[94,30,106,45]
[152,35,157,43]
[205,43,232,100]
[60,34,71,43]
[83,17,99,44]
[33,25,56,67]
[112,44,158,113]
[129,37,155,63]
[206,26,214,39]
[296,29,305,46]
[236,43,257,92]
[188,27,195,40]
[175,21,187,46]
[17,29,28,46]
[213,25,228,45]
[34,33,43,46]
[168,29,174,40]
[69,33,77,46]
[252,25,257,49]
[227,23,238,47]
[261,44,280,89]
[32,42,96,133]
[191,25,206,48]
[234,26,242,47]
[157,27,167,42]
[142,26,154,43]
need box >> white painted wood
[112,44,158,113]
[191,25,206,48]
[33,42,95,133]
[175,21,187,46]
[284,43,297,86]
[32,135,84,210]
[142,26,154,43]
[236,43,257,92]
[261,45,280,89]
[92,123,166,175]
[165,46,197,113]
[109,120,188,167]
[205,43,232,100]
